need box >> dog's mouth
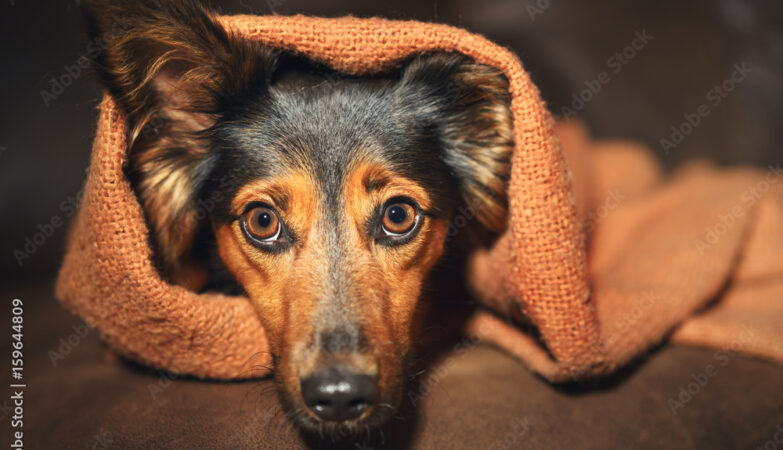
[289,397,396,437]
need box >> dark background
[1,0,781,285]
[1,2,782,448]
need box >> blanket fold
[56,15,783,381]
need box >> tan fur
[214,163,449,423]
[452,62,514,233]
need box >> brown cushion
[18,285,782,449]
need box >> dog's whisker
[408,368,427,379]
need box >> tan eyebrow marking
[362,166,391,193]
[274,191,290,212]
[231,173,310,216]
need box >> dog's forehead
[267,80,410,163]
[210,78,452,212]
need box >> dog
[83,0,513,433]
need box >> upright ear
[83,0,278,275]
[399,53,514,234]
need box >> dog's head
[85,0,513,432]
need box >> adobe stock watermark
[758,424,783,450]
[266,0,286,13]
[488,417,531,450]
[667,323,758,415]
[445,204,478,242]
[660,62,752,155]
[48,321,94,367]
[406,316,500,408]
[525,0,552,21]
[13,188,83,267]
[584,188,628,234]
[91,429,113,449]
[603,291,662,349]
[693,164,782,255]
[407,334,481,408]
[40,17,132,107]
[147,361,187,401]
[560,29,653,119]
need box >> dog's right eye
[242,206,281,242]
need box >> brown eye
[382,202,417,235]
[243,206,281,241]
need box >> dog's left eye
[381,201,418,236]
[242,206,281,242]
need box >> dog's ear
[83,0,277,274]
[399,53,514,234]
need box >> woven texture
[56,15,783,381]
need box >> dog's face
[85,0,512,432]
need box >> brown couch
[11,284,782,449]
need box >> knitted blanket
[56,15,783,381]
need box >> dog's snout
[321,327,362,353]
[300,370,377,422]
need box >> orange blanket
[56,15,783,381]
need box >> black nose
[300,370,377,421]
